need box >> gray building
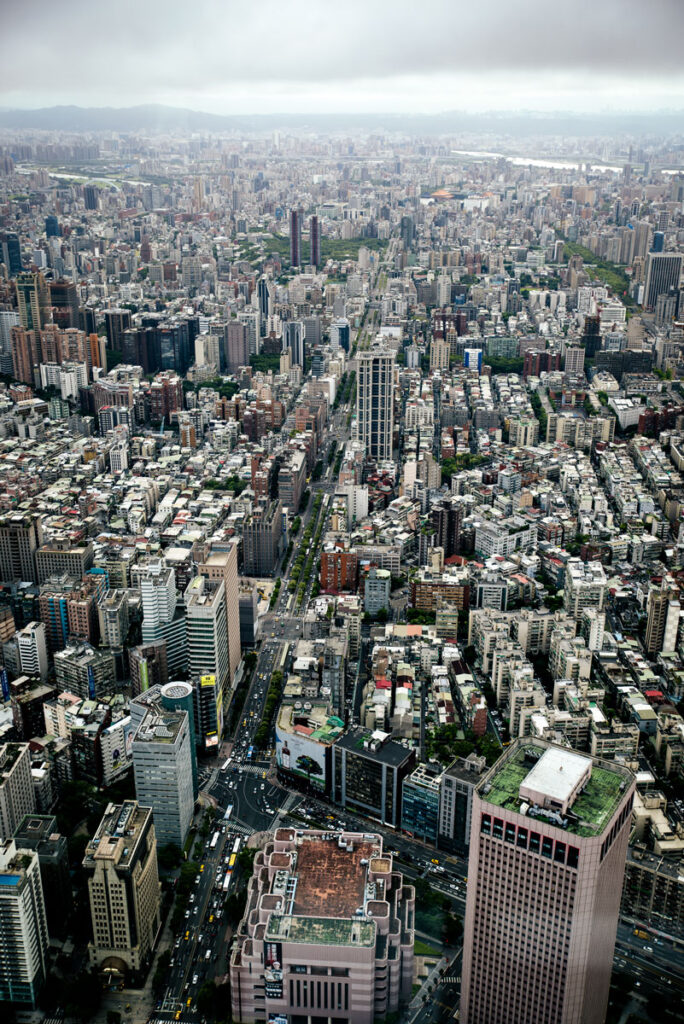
[0,840,48,1006]
[13,813,72,936]
[241,500,284,577]
[332,729,415,827]
[438,753,487,853]
[132,705,194,850]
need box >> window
[481,813,491,835]
[567,846,579,869]
[554,842,566,864]
[504,823,516,844]
[517,827,528,849]
[529,831,540,854]
[492,818,503,839]
[542,836,553,859]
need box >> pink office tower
[460,740,634,1024]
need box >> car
[260,783,265,790]
[185,909,190,918]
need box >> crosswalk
[229,820,255,836]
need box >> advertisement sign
[123,718,135,758]
[0,668,9,703]
[264,941,282,969]
[275,728,326,790]
[87,665,96,700]
[139,659,149,693]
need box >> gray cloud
[1,0,683,111]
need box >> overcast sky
[2,0,683,114]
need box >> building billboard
[275,726,327,790]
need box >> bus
[221,758,232,772]
[210,831,220,850]
[232,837,241,855]
[222,873,231,892]
[223,805,233,822]
[247,746,254,760]
[228,853,237,871]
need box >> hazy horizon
[2,0,683,117]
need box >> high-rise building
[0,513,43,584]
[197,541,242,686]
[139,560,187,676]
[329,317,350,352]
[643,252,683,310]
[644,576,680,656]
[129,640,168,697]
[15,621,49,682]
[131,704,194,849]
[0,310,19,374]
[460,740,634,1024]
[257,277,272,320]
[438,753,487,854]
[223,321,248,372]
[563,558,607,620]
[103,308,132,353]
[331,729,416,827]
[49,279,79,329]
[282,320,305,367]
[0,743,36,839]
[184,576,229,694]
[13,813,72,937]
[430,497,464,558]
[310,213,321,267]
[400,215,415,250]
[0,839,48,1006]
[16,272,50,331]
[242,500,284,577]
[0,231,23,276]
[356,345,395,460]
[53,642,116,700]
[289,208,302,267]
[230,828,415,1024]
[83,185,99,211]
[160,681,198,797]
[83,800,161,977]
[564,345,585,374]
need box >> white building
[0,840,48,1006]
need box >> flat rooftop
[483,742,630,838]
[293,837,377,919]
[519,747,591,813]
[265,914,375,947]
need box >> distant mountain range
[0,104,682,136]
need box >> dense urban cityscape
[0,91,682,1024]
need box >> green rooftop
[265,915,375,947]
[483,743,628,838]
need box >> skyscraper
[131,703,194,849]
[310,213,321,267]
[0,840,48,1006]
[83,800,161,977]
[643,252,683,310]
[1,232,23,276]
[198,540,242,686]
[0,743,36,839]
[282,320,305,367]
[16,271,50,331]
[289,208,302,267]
[644,576,680,655]
[184,576,229,694]
[224,320,249,372]
[356,345,395,460]
[0,512,43,584]
[460,740,634,1024]
[139,560,187,675]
